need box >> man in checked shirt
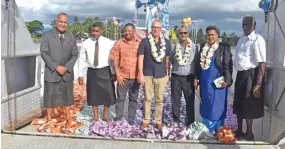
[109,23,142,125]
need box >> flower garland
[200,42,219,70]
[175,38,192,65]
[148,34,166,62]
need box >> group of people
[40,13,266,141]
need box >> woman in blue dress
[194,26,233,134]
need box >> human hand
[193,79,198,89]
[166,76,170,84]
[138,73,145,85]
[116,74,125,86]
[253,84,261,98]
[221,82,228,88]
[56,65,67,75]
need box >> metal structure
[189,20,199,44]
[1,0,42,131]
[104,17,124,40]
[259,0,285,144]
[135,0,170,38]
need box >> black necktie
[94,40,99,67]
[60,34,64,44]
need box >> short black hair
[206,25,220,36]
[124,23,135,29]
[91,22,103,29]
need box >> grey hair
[152,20,162,26]
[178,26,188,33]
[57,13,68,18]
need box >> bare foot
[91,117,99,123]
[47,117,52,122]
[102,117,110,122]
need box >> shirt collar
[123,37,140,44]
[53,29,65,38]
[59,34,64,38]
[92,36,102,41]
[244,30,257,40]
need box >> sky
[15,0,266,35]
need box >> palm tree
[50,20,56,28]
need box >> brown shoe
[156,123,163,129]
[141,120,149,128]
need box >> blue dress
[199,52,227,133]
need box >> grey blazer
[40,29,78,82]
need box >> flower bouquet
[216,126,238,143]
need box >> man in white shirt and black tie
[78,22,116,122]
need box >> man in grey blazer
[170,26,197,126]
[40,13,78,126]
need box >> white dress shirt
[234,31,266,71]
[78,36,115,78]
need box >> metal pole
[114,26,116,40]
[105,18,108,37]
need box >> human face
[151,21,162,38]
[207,30,218,45]
[179,28,188,43]
[91,27,103,39]
[124,25,135,41]
[242,17,254,36]
[56,14,68,33]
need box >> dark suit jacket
[194,42,233,86]
[40,29,78,82]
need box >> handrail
[1,85,42,103]
[1,50,40,59]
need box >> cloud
[16,0,265,34]
[223,17,242,23]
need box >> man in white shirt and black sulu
[78,22,116,122]
[233,15,267,141]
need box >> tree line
[25,16,240,46]
[26,16,123,41]
[190,28,240,47]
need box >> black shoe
[114,117,121,121]
[173,119,180,123]
[129,121,136,125]
[243,133,254,141]
[234,130,245,139]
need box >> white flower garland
[200,42,219,70]
[148,34,166,62]
[175,38,192,65]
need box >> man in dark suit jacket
[40,13,78,126]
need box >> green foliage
[25,20,44,35]
[27,17,240,44]
[190,28,240,47]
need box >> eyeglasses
[179,32,188,35]
[152,26,161,29]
